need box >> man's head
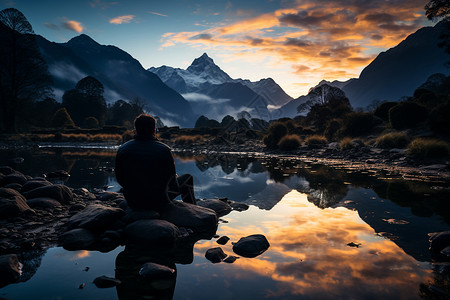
[134,114,156,138]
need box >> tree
[62,76,107,126]
[297,84,349,114]
[425,0,450,21]
[0,8,52,132]
[52,108,75,128]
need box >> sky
[0,0,435,97]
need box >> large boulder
[0,188,33,219]
[93,275,122,288]
[21,180,52,193]
[122,208,160,224]
[61,228,97,250]
[67,204,125,231]
[197,199,232,217]
[205,247,227,263]
[232,234,270,258]
[160,202,218,234]
[0,254,21,288]
[27,197,62,210]
[429,231,450,255]
[139,262,176,279]
[23,185,73,204]
[0,166,14,175]
[124,219,180,249]
[1,172,27,186]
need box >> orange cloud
[109,15,135,25]
[62,20,83,33]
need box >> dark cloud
[363,13,395,24]
[247,37,264,46]
[189,33,213,40]
[348,56,373,63]
[284,37,311,47]
[44,22,60,30]
[294,65,311,73]
[379,22,417,31]
[371,34,383,40]
[279,11,334,27]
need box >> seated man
[115,114,196,212]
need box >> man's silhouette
[115,114,196,212]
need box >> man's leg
[176,174,196,204]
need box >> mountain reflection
[191,191,432,299]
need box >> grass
[374,131,410,149]
[339,137,354,150]
[172,135,206,146]
[305,135,328,148]
[407,138,450,158]
[278,134,302,151]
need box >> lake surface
[1,146,450,299]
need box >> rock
[139,262,176,279]
[429,231,450,254]
[122,208,160,224]
[4,183,22,191]
[67,204,125,232]
[72,188,96,200]
[46,170,70,178]
[205,247,227,263]
[0,254,22,287]
[96,191,122,201]
[347,242,362,248]
[125,219,180,249]
[23,185,73,204]
[0,166,14,175]
[230,202,249,212]
[20,180,52,193]
[0,188,33,219]
[93,275,121,288]
[61,228,97,250]
[441,246,450,258]
[232,234,270,258]
[223,256,238,263]
[197,199,232,217]
[1,173,27,186]
[160,201,217,234]
[420,164,449,171]
[216,236,230,245]
[27,197,62,209]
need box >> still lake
[1,146,450,300]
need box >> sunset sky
[1,0,435,97]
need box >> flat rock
[205,247,227,263]
[20,180,52,193]
[27,197,62,209]
[216,236,230,245]
[160,201,217,234]
[61,228,97,250]
[0,254,21,288]
[125,219,180,249]
[67,204,125,231]
[0,188,33,219]
[93,275,121,288]
[233,234,270,258]
[139,262,176,279]
[23,185,73,204]
[197,199,232,217]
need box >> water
[1,147,449,299]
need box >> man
[115,114,196,212]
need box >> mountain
[36,34,195,126]
[149,53,293,120]
[343,20,450,109]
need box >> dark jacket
[115,136,177,211]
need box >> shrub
[278,134,302,151]
[407,138,450,158]
[341,112,375,136]
[339,137,354,150]
[389,102,428,129]
[429,99,450,133]
[173,135,205,146]
[263,122,288,149]
[374,132,410,149]
[305,135,328,148]
[52,108,75,128]
[84,116,99,129]
[373,102,397,121]
[324,119,343,140]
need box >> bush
[278,134,302,151]
[374,132,410,149]
[263,122,288,149]
[373,102,397,121]
[52,108,75,128]
[429,99,450,133]
[84,116,99,129]
[339,137,354,150]
[305,135,328,148]
[173,135,205,146]
[341,112,375,136]
[324,119,343,140]
[407,138,450,158]
[389,102,428,129]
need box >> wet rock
[0,188,33,219]
[122,208,160,224]
[233,234,270,258]
[160,201,217,234]
[205,247,227,263]
[93,275,121,288]
[46,170,70,178]
[27,197,62,209]
[139,262,176,279]
[67,204,125,232]
[1,173,27,186]
[429,231,450,254]
[96,191,122,201]
[4,183,22,191]
[20,180,52,193]
[230,202,249,212]
[61,228,97,250]
[223,256,238,263]
[216,236,230,245]
[125,219,180,249]
[0,166,15,175]
[0,254,22,287]
[69,203,86,212]
[23,185,73,204]
[197,199,232,217]
[72,188,96,200]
